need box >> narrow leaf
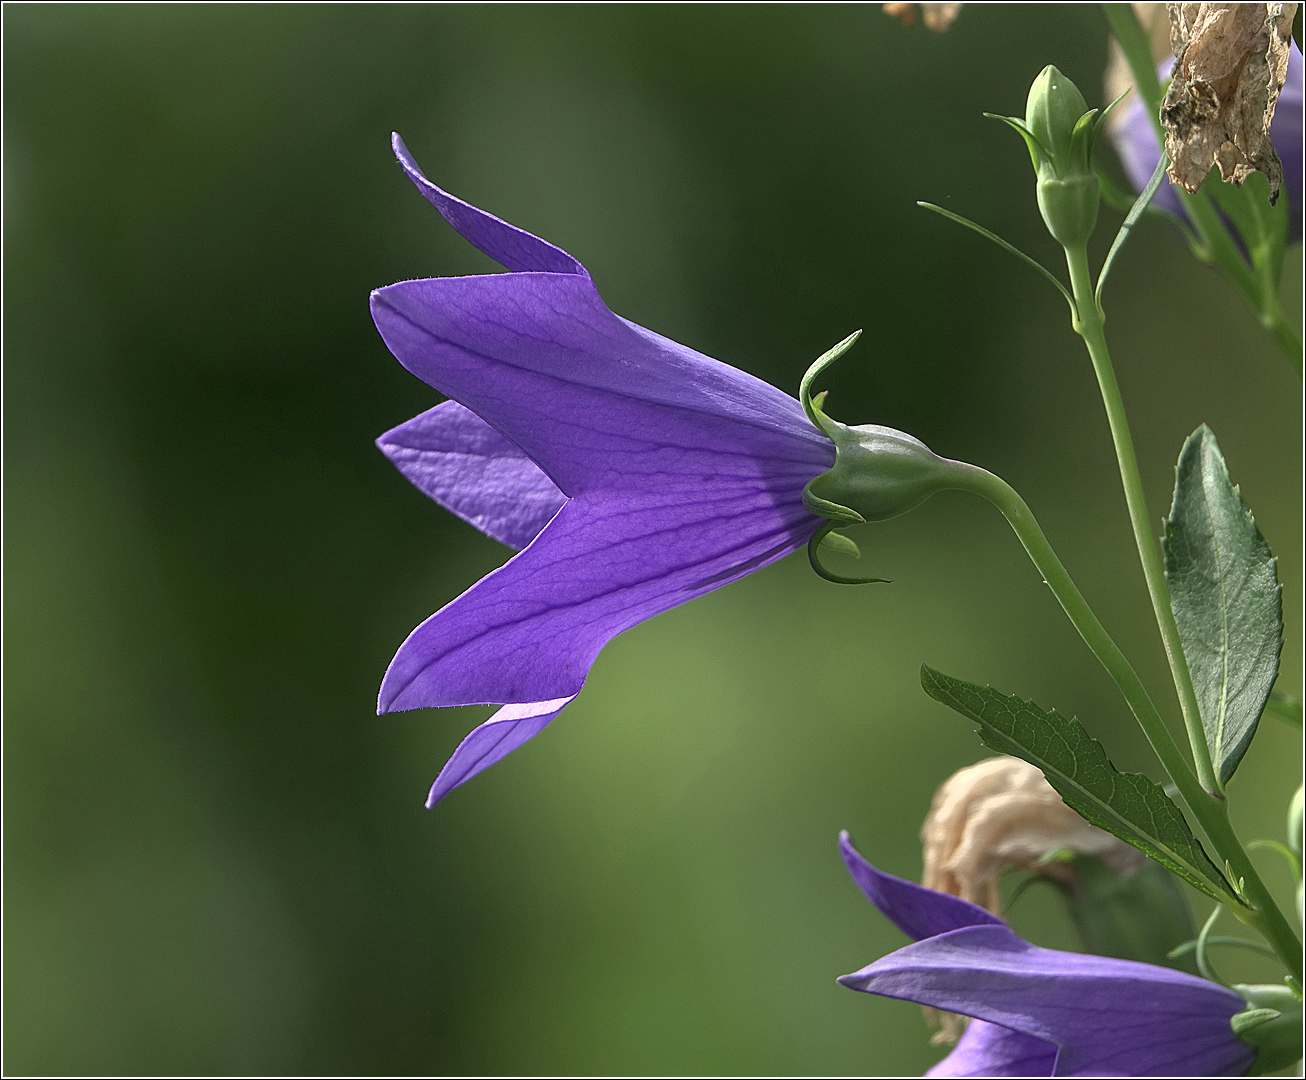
[1095,151,1170,309]
[921,665,1238,903]
[1164,426,1283,786]
[1097,167,1197,244]
[916,202,1078,320]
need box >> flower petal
[381,487,816,713]
[378,400,566,550]
[839,831,1002,942]
[425,696,575,806]
[392,133,586,276]
[840,924,1254,1077]
[379,486,817,715]
[926,1021,1057,1078]
[370,273,832,499]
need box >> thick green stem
[1065,244,1221,796]
[947,461,1303,979]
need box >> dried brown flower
[1161,2,1298,200]
[918,757,1146,1045]
[882,3,963,32]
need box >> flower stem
[1064,243,1221,797]
[946,461,1303,980]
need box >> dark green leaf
[921,665,1237,903]
[1164,426,1283,786]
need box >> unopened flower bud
[995,66,1105,247]
[1027,65,1091,177]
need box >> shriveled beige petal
[882,2,916,27]
[922,756,1144,916]
[919,757,1146,1045]
[881,3,962,31]
[921,4,963,32]
[1161,2,1298,200]
[921,757,1047,897]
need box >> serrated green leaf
[920,665,1238,904]
[1164,426,1283,786]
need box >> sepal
[1232,982,1303,1075]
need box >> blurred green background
[5,4,1301,1075]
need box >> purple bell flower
[372,135,833,806]
[836,832,1256,1077]
[1109,44,1304,243]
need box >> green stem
[1065,244,1220,796]
[946,461,1303,980]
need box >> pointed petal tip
[838,831,1002,941]
[423,695,578,807]
[382,137,586,275]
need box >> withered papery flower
[882,3,963,32]
[921,756,1144,916]
[1161,2,1299,200]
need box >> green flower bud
[1027,65,1090,177]
[1231,982,1303,1075]
[991,65,1106,248]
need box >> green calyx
[1232,982,1303,1075]
[797,334,961,584]
[988,65,1107,248]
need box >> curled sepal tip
[802,478,866,525]
[808,522,890,586]
[819,528,861,559]
[800,330,862,435]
